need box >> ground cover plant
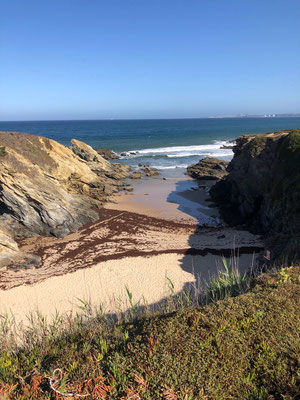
[0,265,299,399]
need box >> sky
[1,0,300,121]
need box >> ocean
[0,118,299,173]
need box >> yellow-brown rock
[0,228,40,268]
[0,131,131,239]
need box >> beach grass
[0,264,299,399]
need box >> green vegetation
[0,266,299,399]
[206,256,248,301]
[0,146,7,156]
[278,129,300,174]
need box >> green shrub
[0,146,7,156]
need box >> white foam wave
[151,165,188,170]
[167,150,233,158]
[130,141,233,158]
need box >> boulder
[187,157,229,180]
[94,148,120,160]
[124,185,134,192]
[130,171,142,179]
[142,166,160,177]
[0,229,40,269]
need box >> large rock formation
[210,129,300,262]
[187,157,229,180]
[0,132,131,243]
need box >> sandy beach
[0,174,263,325]
[105,175,220,225]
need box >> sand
[0,252,258,326]
[106,176,220,225]
[0,174,263,326]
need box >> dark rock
[210,129,300,263]
[120,152,127,156]
[187,157,229,180]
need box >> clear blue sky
[1,0,300,120]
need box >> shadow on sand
[105,179,264,323]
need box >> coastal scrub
[0,266,299,399]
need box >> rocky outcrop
[95,148,120,160]
[0,132,131,242]
[187,157,229,180]
[71,139,111,167]
[210,129,300,262]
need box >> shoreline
[105,172,221,226]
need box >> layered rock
[0,132,131,242]
[210,129,300,261]
[187,157,229,180]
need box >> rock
[187,157,229,180]
[0,229,41,269]
[0,132,131,239]
[108,163,131,180]
[129,152,136,155]
[130,171,142,179]
[94,148,120,160]
[220,145,234,149]
[210,129,300,263]
[124,185,134,192]
[142,166,160,177]
[71,139,111,168]
[120,152,127,156]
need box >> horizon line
[1,114,300,123]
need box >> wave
[167,150,233,158]
[127,140,233,158]
[151,165,188,170]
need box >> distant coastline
[208,113,300,119]
[0,114,300,123]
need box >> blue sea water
[0,118,299,172]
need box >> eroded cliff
[0,132,131,243]
[210,129,300,261]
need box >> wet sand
[106,175,220,226]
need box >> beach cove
[0,161,262,326]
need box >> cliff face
[210,129,300,261]
[0,132,131,241]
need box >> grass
[0,264,299,399]
[0,146,7,157]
